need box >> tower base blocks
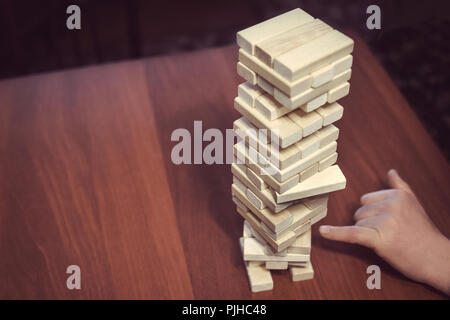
[231,8,353,292]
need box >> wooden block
[299,163,319,182]
[319,152,338,171]
[274,30,354,81]
[311,64,334,88]
[327,82,350,103]
[274,69,352,109]
[304,92,328,112]
[246,264,274,293]
[238,82,264,107]
[289,261,307,267]
[243,237,309,262]
[303,194,329,210]
[232,196,247,211]
[246,166,268,191]
[265,261,289,270]
[256,76,274,96]
[233,175,247,194]
[239,49,312,97]
[288,229,311,254]
[248,260,265,267]
[246,188,266,210]
[313,124,339,147]
[288,109,323,136]
[237,8,313,55]
[275,165,346,203]
[237,62,257,85]
[295,133,320,159]
[234,97,302,148]
[255,19,332,67]
[264,244,287,257]
[332,54,353,75]
[315,102,344,126]
[233,116,270,146]
[243,220,253,238]
[255,93,290,121]
[290,261,314,282]
[236,204,249,217]
[311,207,327,224]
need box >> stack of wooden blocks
[231,8,354,292]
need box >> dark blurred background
[0,0,449,158]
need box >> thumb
[319,225,379,249]
[387,169,413,193]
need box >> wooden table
[1,33,449,299]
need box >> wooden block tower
[231,8,353,292]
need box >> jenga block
[234,97,302,148]
[327,82,350,103]
[236,204,249,217]
[248,261,265,267]
[311,64,334,88]
[237,62,257,85]
[288,229,311,254]
[303,194,329,210]
[311,207,327,224]
[246,188,267,210]
[233,175,247,194]
[233,116,270,146]
[299,163,319,182]
[274,69,352,109]
[295,133,320,159]
[274,30,354,81]
[243,220,253,238]
[238,82,264,107]
[237,8,313,55]
[332,54,353,75]
[239,49,312,97]
[289,261,308,267]
[257,76,274,96]
[275,165,346,203]
[290,261,314,282]
[315,102,344,126]
[232,196,247,211]
[246,264,274,292]
[255,93,290,121]
[313,124,339,147]
[255,19,332,67]
[265,261,289,270]
[243,237,309,262]
[264,244,288,257]
[246,166,268,191]
[303,92,328,112]
[288,109,323,136]
[319,152,338,171]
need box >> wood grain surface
[1,33,449,299]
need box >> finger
[354,201,388,221]
[387,169,413,193]
[319,225,379,248]
[355,214,386,228]
[360,189,396,205]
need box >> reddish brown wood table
[1,34,449,299]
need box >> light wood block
[237,8,313,55]
[311,207,327,224]
[327,82,350,103]
[233,116,270,146]
[233,176,247,194]
[274,69,351,109]
[236,204,249,217]
[288,229,311,254]
[246,166,268,191]
[256,76,274,96]
[275,165,346,203]
[232,196,247,211]
[288,109,323,136]
[238,82,264,107]
[264,244,287,257]
[313,124,339,147]
[239,49,312,97]
[299,163,319,182]
[246,264,274,292]
[303,194,329,210]
[243,237,309,262]
[255,93,290,121]
[315,102,344,126]
[234,97,302,148]
[246,188,266,210]
[311,64,334,88]
[265,261,289,270]
[274,30,354,81]
[290,261,314,282]
[243,220,253,238]
[289,261,307,267]
[304,92,328,112]
[237,62,257,85]
[295,133,320,159]
[332,54,353,75]
[255,19,332,67]
[319,152,338,171]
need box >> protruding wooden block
[274,30,354,81]
[238,82,264,107]
[265,261,289,270]
[313,124,339,147]
[246,264,274,292]
[246,188,266,210]
[288,109,323,136]
[232,196,247,211]
[290,261,314,282]
[295,133,320,159]
[332,54,353,75]
[237,8,313,55]
[255,93,290,121]
[243,220,253,238]
[233,176,247,194]
[328,82,350,103]
[256,76,275,96]
[315,102,344,126]
[311,207,327,224]
[299,163,319,182]
[237,62,257,85]
[288,229,311,254]
[311,64,334,88]
[303,92,328,112]
[243,237,310,262]
[303,194,329,210]
[319,152,338,171]
[255,19,332,67]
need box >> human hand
[319,169,450,295]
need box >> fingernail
[319,226,331,234]
[388,169,397,175]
